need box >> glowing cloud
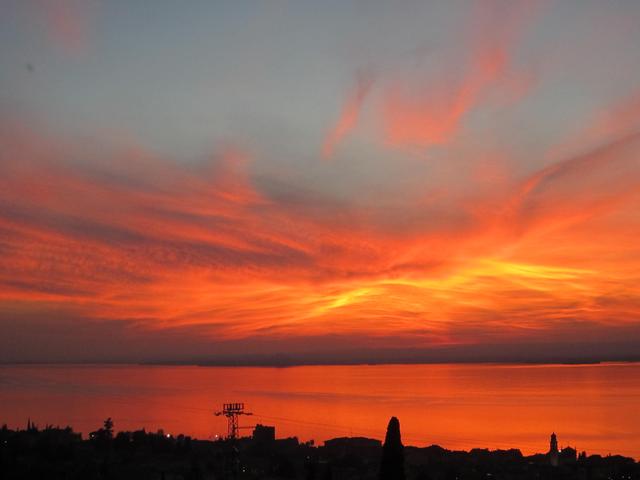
[2,0,640,362]
[1,113,640,361]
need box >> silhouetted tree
[379,416,405,480]
[103,418,114,439]
[90,417,114,451]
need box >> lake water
[1,363,639,459]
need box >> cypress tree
[379,417,405,480]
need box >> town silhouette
[1,412,638,479]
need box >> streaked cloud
[2,0,640,362]
[323,0,543,153]
[1,111,640,360]
[322,69,375,159]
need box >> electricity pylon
[215,402,253,440]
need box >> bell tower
[549,432,559,466]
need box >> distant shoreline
[2,359,640,368]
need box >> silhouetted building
[275,437,300,449]
[253,424,275,444]
[379,417,405,480]
[560,445,578,464]
[324,436,381,457]
[549,432,559,466]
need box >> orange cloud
[322,69,375,159]
[323,1,543,153]
[1,114,640,361]
[381,2,541,149]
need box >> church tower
[549,432,559,466]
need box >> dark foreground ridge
[1,417,638,480]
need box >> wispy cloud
[37,0,92,57]
[322,69,375,159]
[324,0,542,153]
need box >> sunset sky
[1,0,640,362]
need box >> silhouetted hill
[186,342,640,367]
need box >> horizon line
[2,359,640,368]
